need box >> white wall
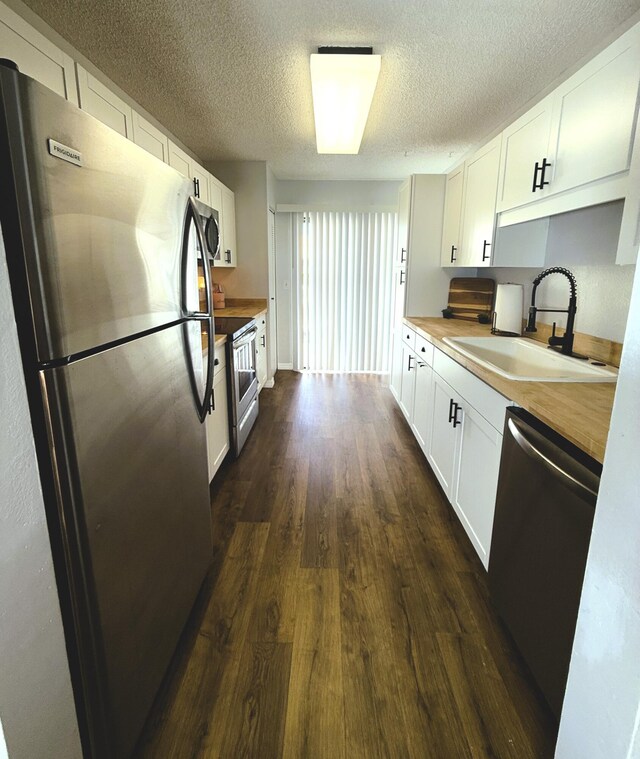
[555,260,640,758]
[490,263,635,344]
[0,230,82,759]
[276,179,402,210]
[206,160,270,299]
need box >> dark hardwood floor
[136,371,556,759]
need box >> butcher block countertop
[404,317,616,463]
[213,298,268,318]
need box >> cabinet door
[205,369,229,481]
[219,185,237,267]
[548,27,640,198]
[209,175,223,214]
[497,95,554,212]
[427,372,459,497]
[451,402,503,569]
[132,112,169,163]
[193,164,210,205]
[411,360,433,452]
[396,179,411,266]
[0,5,77,104]
[399,345,416,422]
[76,65,132,138]
[389,329,404,402]
[440,165,464,265]
[168,141,193,181]
[459,134,502,267]
[392,267,407,325]
[256,329,268,390]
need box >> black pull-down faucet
[525,267,586,358]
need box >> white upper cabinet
[209,175,223,214]
[0,2,77,104]
[499,24,640,227]
[76,65,132,138]
[218,185,237,267]
[132,111,169,162]
[192,164,210,206]
[440,164,464,266]
[396,179,410,266]
[548,27,640,198]
[459,133,502,267]
[168,141,193,179]
[496,95,554,213]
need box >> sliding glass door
[295,210,397,373]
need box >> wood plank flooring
[135,371,556,759]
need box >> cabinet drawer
[433,348,511,432]
[214,342,226,375]
[414,334,434,366]
[401,325,416,351]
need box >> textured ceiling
[20,0,640,179]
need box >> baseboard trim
[265,378,275,388]
[277,363,294,370]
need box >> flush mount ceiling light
[310,46,381,155]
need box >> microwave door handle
[181,197,214,422]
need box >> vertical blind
[295,210,397,373]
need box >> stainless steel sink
[442,336,617,382]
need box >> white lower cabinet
[411,359,432,451]
[205,363,229,482]
[451,399,503,569]
[399,344,416,422]
[395,330,511,570]
[426,371,460,495]
[255,316,268,391]
[389,329,403,402]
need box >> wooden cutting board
[447,278,495,321]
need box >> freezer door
[41,323,212,757]
[0,67,191,361]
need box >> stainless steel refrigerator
[0,62,215,757]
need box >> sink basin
[442,336,618,382]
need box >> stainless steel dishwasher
[488,407,601,720]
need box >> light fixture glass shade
[310,53,381,154]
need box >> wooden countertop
[404,316,616,463]
[213,298,268,318]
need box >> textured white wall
[555,259,640,758]
[0,230,82,758]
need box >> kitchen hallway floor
[136,371,556,759]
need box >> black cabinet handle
[449,399,462,427]
[225,249,232,263]
[450,245,457,264]
[214,357,219,366]
[261,335,266,347]
[532,158,552,192]
[399,270,406,285]
[407,354,414,371]
[400,247,407,263]
[482,240,491,262]
[193,177,200,198]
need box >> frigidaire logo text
[47,138,83,166]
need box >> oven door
[232,327,259,421]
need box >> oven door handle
[181,197,214,423]
[232,327,258,350]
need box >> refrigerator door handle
[507,417,598,500]
[181,197,214,422]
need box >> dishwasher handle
[507,416,599,502]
